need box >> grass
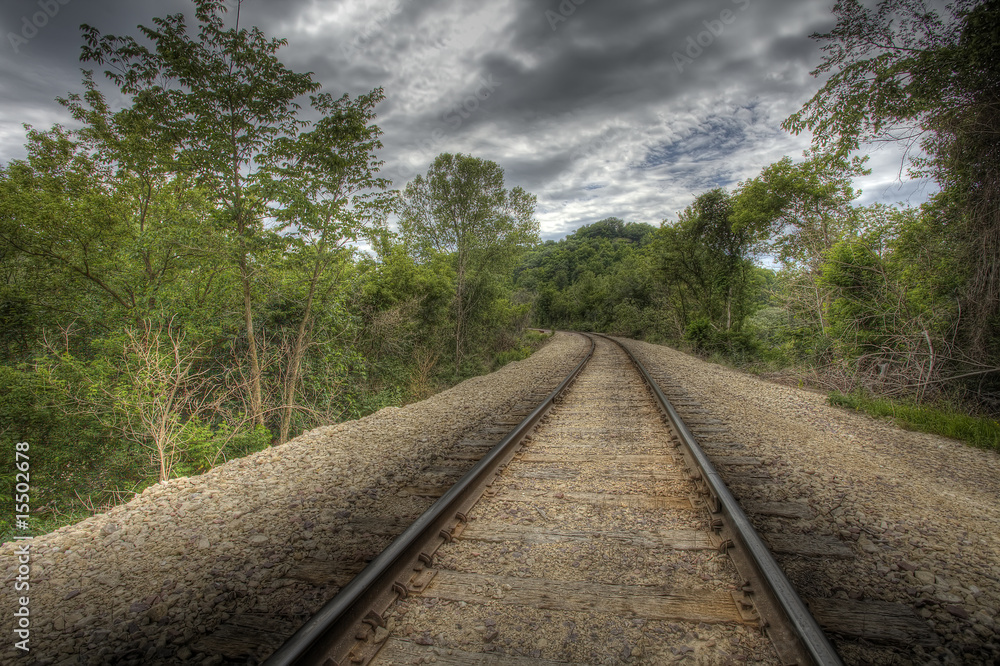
[490,329,554,369]
[829,391,1000,451]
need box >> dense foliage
[785,0,1000,370]
[0,0,540,538]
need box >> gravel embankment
[618,337,1000,665]
[0,333,586,665]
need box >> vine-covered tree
[784,0,1000,358]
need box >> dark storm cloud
[1,0,202,154]
[0,0,934,237]
[470,1,702,119]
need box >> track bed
[370,336,779,664]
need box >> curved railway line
[261,334,842,665]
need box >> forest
[2,0,998,539]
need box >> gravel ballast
[0,333,586,665]
[378,336,780,665]
[618,337,1000,665]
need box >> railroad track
[257,333,842,665]
[619,337,945,663]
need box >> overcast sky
[0,0,934,240]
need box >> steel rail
[263,334,596,666]
[601,334,843,666]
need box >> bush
[494,347,531,367]
[684,318,714,351]
[175,418,272,476]
[711,329,761,363]
[0,363,149,544]
[682,319,760,362]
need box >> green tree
[733,153,866,336]
[653,189,760,344]
[80,0,321,426]
[263,88,391,443]
[398,153,538,369]
[784,0,1000,356]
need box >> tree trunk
[454,260,466,371]
[813,281,827,337]
[240,253,265,428]
[278,255,322,444]
[278,331,307,444]
[726,283,733,332]
[232,123,264,429]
